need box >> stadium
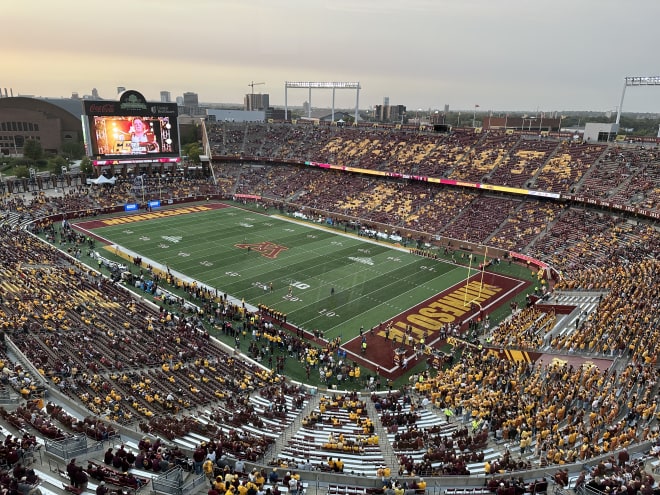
[0,92,659,495]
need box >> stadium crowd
[0,123,658,490]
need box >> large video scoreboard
[82,90,180,166]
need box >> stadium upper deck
[206,122,660,214]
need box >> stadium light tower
[616,76,660,125]
[284,81,361,123]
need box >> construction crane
[248,81,265,95]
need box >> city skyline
[3,0,660,114]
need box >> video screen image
[91,116,176,156]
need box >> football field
[75,203,520,344]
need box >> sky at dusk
[4,0,660,114]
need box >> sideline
[71,216,257,314]
[106,242,258,313]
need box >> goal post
[462,247,489,309]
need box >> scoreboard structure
[82,90,181,167]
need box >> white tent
[87,175,117,185]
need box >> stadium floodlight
[616,75,660,124]
[285,81,361,89]
[625,76,660,85]
[284,81,361,122]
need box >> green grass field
[83,204,478,340]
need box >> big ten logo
[420,265,435,272]
[386,256,401,262]
[358,248,371,254]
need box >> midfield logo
[235,241,289,259]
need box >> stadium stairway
[482,201,528,246]
[478,135,520,183]
[597,172,638,202]
[364,396,399,475]
[541,291,605,352]
[266,390,322,462]
[515,139,564,191]
[522,212,564,252]
[1,210,23,227]
[564,145,613,195]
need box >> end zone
[74,202,229,231]
[340,271,530,379]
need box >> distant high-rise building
[244,93,269,111]
[91,88,99,99]
[374,103,406,123]
[176,96,184,106]
[71,92,80,100]
[183,92,198,106]
[383,96,390,107]
[116,86,126,95]
[160,91,171,103]
[181,92,200,115]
